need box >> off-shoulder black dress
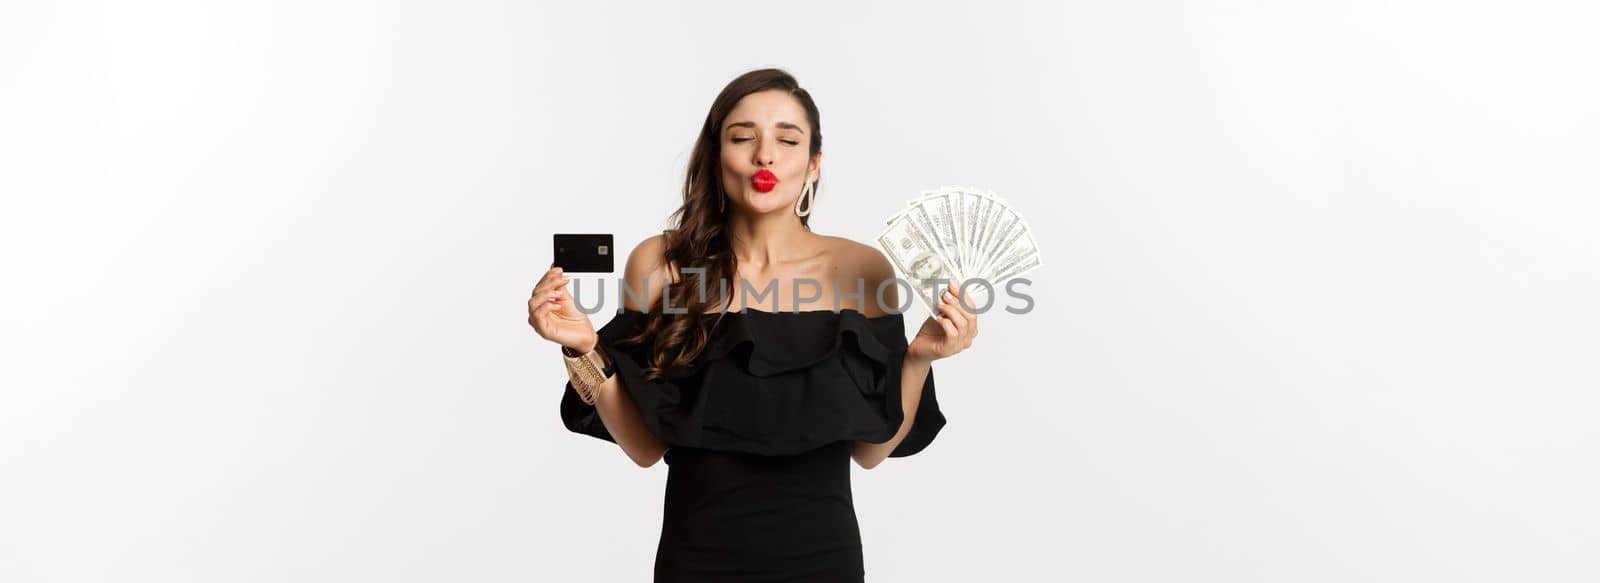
[560,308,946,583]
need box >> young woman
[529,68,979,582]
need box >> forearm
[852,357,932,469]
[589,371,668,468]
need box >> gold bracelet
[563,344,613,405]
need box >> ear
[808,149,822,182]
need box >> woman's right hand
[528,265,598,353]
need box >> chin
[733,194,788,215]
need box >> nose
[753,138,776,167]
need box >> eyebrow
[724,121,807,134]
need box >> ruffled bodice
[559,308,946,458]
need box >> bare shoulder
[824,235,893,280]
[622,233,677,312]
[821,235,897,317]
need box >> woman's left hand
[907,280,979,365]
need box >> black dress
[560,308,946,583]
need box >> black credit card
[553,234,615,273]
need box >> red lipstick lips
[751,169,778,193]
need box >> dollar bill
[906,198,962,283]
[914,187,966,280]
[977,205,1022,279]
[969,188,1006,279]
[965,189,989,276]
[962,188,985,274]
[986,231,1040,286]
[947,187,967,278]
[991,254,1040,287]
[877,212,959,318]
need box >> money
[877,211,960,317]
[905,194,961,281]
[977,205,1022,278]
[876,185,1040,318]
[970,189,1005,276]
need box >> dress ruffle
[559,308,945,458]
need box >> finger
[532,267,567,295]
[551,285,574,305]
[533,298,560,320]
[938,305,967,339]
[529,288,557,308]
[939,292,968,333]
[952,292,976,319]
[952,285,980,341]
[543,285,568,304]
[535,274,570,297]
[533,274,572,299]
[532,269,556,297]
[936,316,959,343]
[941,289,967,323]
[529,305,550,330]
[950,282,982,317]
[960,298,978,339]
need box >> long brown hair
[624,68,823,381]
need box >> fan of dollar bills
[876,185,1041,317]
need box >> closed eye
[730,137,801,146]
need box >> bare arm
[852,356,932,469]
[850,244,927,469]
[566,234,676,468]
[848,243,976,470]
[584,369,668,468]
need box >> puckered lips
[751,169,778,193]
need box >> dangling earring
[794,180,815,217]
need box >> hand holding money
[907,280,982,364]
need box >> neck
[726,207,811,267]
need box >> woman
[528,68,979,582]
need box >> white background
[3,1,1597,581]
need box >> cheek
[719,152,743,175]
[787,152,812,175]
